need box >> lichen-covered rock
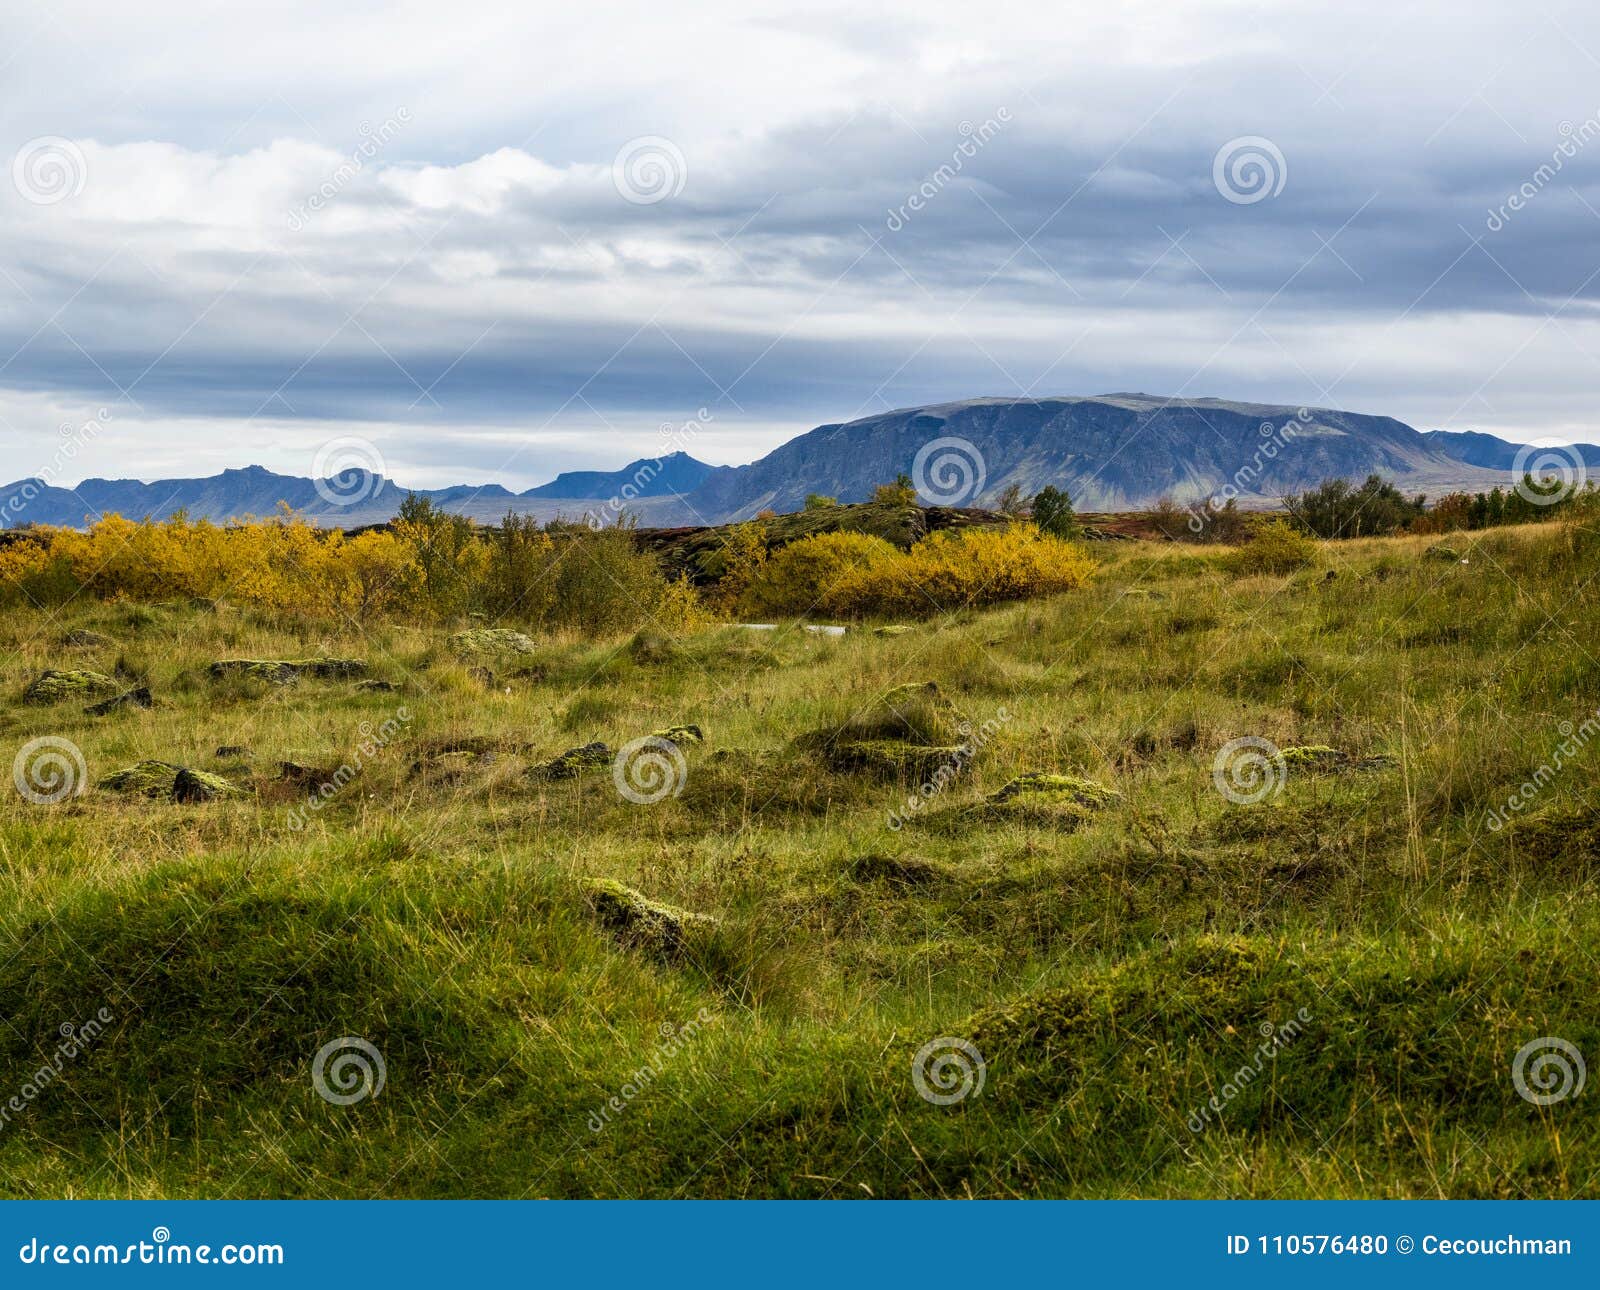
[99,760,238,801]
[528,741,612,781]
[873,625,913,637]
[84,686,153,717]
[581,878,718,959]
[209,658,367,685]
[99,760,183,796]
[651,724,704,747]
[23,669,118,706]
[60,629,114,649]
[172,767,241,803]
[215,745,250,759]
[356,679,398,693]
[1280,745,1395,773]
[449,628,539,656]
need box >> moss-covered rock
[449,628,539,656]
[873,624,913,637]
[528,741,612,781]
[99,761,240,801]
[60,629,114,649]
[1279,745,1395,773]
[651,724,704,747]
[172,767,241,803]
[356,679,398,693]
[580,878,719,959]
[84,686,153,717]
[23,669,118,706]
[209,658,367,685]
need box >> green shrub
[1222,519,1318,575]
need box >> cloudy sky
[3,0,1600,488]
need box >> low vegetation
[0,489,1597,1198]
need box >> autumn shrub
[737,530,902,618]
[738,525,1092,618]
[1221,518,1318,575]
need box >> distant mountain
[677,394,1532,517]
[0,455,722,530]
[5,399,1590,531]
[523,452,727,499]
[1421,429,1600,471]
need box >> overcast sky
[3,0,1600,488]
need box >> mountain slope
[1421,429,1600,470]
[679,394,1522,517]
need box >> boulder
[527,741,613,781]
[84,686,153,716]
[581,878,718,959]
[23,669,118,706]
[449,628,539,656]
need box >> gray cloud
[3,0,1600,488]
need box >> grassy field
[2,516,1598,1198]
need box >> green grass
[1,518,1598,1197]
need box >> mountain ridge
[3,396,1591,530]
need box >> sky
[3,0,1600,489]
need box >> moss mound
[581,878,719,960]
[449,628,539,656]
[798,681,968,779]
[22,668,118,705]
[1280,745,1395,773]
[528,741,612,781]
[209,658,367,685]
[846,853,951,888]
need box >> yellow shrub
[1222,519,1318,576]
[737,531,902,618]
[738,524,1093,618]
